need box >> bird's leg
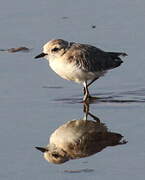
[83,77,99,101]
[83,102,89,120]
[83,81,90,102]
[87,112,100,123]
[83,77,99,100]
[83,87,92,99]
[83,86,86,95]
[83,78,98,98]
[87,77,99,88]
[83,102,100,122]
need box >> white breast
[48,57,100,83]
[49,120,84,150]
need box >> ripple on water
[52,88,145,105]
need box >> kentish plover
[35,119,126,164]
[35,39,127,101]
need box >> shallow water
[0,0,145,179]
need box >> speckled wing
[67,43,127,72]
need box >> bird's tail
[108,52,128,57]
[105,132,127,146]
[107,52,127,68]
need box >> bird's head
[35,145,70,164]
[35,39,69,59]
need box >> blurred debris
[61,16,69,19]
[64,168,94,173]
[0,47,31,53]
[91,25,96,29]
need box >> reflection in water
[36,103,127,164]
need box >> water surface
[0,0,145,180]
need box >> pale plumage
[35,119,126,164]
[35,39,127,101]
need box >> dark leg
[83,86,86,95]
[83,78,99,101]
[83,102,100,122]
[83,81,90,102]
[83,102,89,120]
[83,87,93,99]
[87,112,100,123]
[83,78,99,98]
[87,77,99,88]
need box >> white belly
[48,59,104,83]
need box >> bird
[35,39,127,101]
[35,119,126,164]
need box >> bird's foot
[83,95,100,103]
[83,93,93,103]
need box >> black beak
[35,146,48,153]
[34,53,47,59]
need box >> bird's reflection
[36,103,127,164]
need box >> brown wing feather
[66,43,127,72]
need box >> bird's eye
[51,47,60,52]
[52,153,60,158]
